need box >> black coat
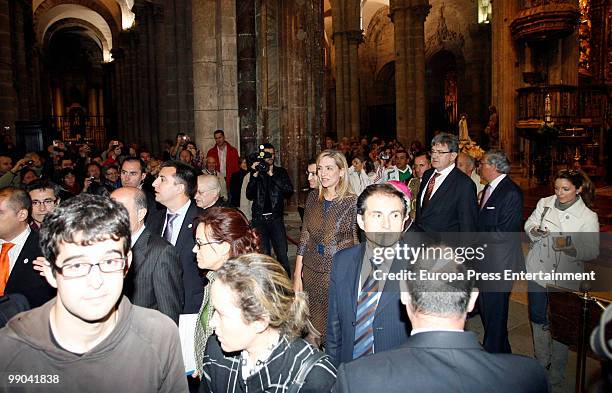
[332,331,549,393]
[5,230,55,308]
[246,166,293,220]
[124,228,184,324]
[148,201,205,314]
[415,167,478,233]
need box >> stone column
[193,0,239,153]
[390,0,430,146]
[88,88,98,116]
[256,0,324,206]
[333,29,361,139]
[491,0,519,156]
[0,0,17,132]
[237,0,258,155]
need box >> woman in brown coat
[293,149,359,345]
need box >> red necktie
[0,242,15,296]
[421,172,440,209]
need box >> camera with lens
[24,160,34,167]
[378,151,390,161]
[248,144,273,173]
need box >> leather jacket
[246,166,293,220]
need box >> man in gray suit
[111,187,183,323]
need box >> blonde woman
[294,150,359,345]
[202,253,337,392]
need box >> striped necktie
[353,258,381,359]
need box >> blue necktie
[353,258,380,359]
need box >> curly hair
[216,253,310,339]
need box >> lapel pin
[188,223,193,229]
[23,258,29,264]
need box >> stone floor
[280,178,610,392]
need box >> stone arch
[363,5,394,77]
[34,0,120,47]
[43,18,109,62]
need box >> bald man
[202,156,228,200]
[111,187,183,323]
[457,152,485,196]
[194,174,227,210]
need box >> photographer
[246,143,293,275]
[101,140,124,167]
[170,132,189,160]
[0,153,43,188]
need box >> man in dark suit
[476,149,524,353]
[111,187,183,323]
[327,184,411,364]
[332,248,548,393]
[415,133,478,233]
[148,161,204,314]
[0,187,55,308]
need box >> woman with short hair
[192,207,260,378]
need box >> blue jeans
[527,281,549,326]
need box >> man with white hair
[194,174,226,210]
[457,152,485,196]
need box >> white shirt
[131,225,146,248]
[411,327,464,336]
[163,200,191,246]
[420,163,455,207]
[1,226,31,274]
[486,173,506,193]
[217,145,227,178]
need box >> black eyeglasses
[195,238,223,249]
[32,199,57,207]
[429,150,451,156]
[54,257,127,278]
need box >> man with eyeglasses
[27,180,60,231]
[0,186,55,308]
[415,133,477,233]
[0,194,187,392]
[194,174,226,210]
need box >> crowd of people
[0,128,604,393]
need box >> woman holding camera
[524,169,599,390]
[294,149,358,345]
[201,253,336,393]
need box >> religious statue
[458,113,470,141]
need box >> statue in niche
[458,113,470,141]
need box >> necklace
[240,336,280,378]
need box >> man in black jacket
[246,143,293,275]
[332,248,548,393]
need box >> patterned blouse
[201,335,337,393]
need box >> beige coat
[524,195,599,289]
